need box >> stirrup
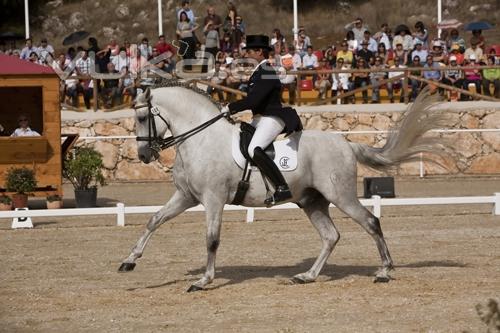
[264,186,292,206]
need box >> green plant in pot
[0,194,12,211]
[46,194,63,209]
[5,167,37,208]
[63,147,106,208]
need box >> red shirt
[155,42,176,56]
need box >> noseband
[134,100,228,155]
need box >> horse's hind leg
[335,196,394,282]
[292,192,340,284]
[118,190,198,272]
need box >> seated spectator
[471,29,485,51]
[87,37,100,55]
[113,48,130,73]
[449,44,464,65]
[352,58,370,103]
[36,38,54,64]
[235,15,246,36]
[138,38,153,61]
[375,42,393,65]
[324,46,336,67]
[373,23,392,51]
[410,41,428,65]
[20,38,36,60]
[387,55,407,103]
[331,57,351,104]
[106,39,120,59]
[447,29,466,53]
[344,17,367,44]
[220,33,233,54]
[423,55,442,90]
[75,50,94,109]
[488,48,499,65]
[463,54,482,96]
[302,46,319,69]
[393,28,413,51]
[345,30,358,54]
[279,46,299,105]
[409,56,423,101]
[119,67,137,101]
[155,35,176,58]
[369,56,387,103]
[412,21,429,50]
[11,115,40,137]
[430,41,447,64]
[393,43,408,65]
[65,70,80,107]
[28,51,41,64]
[356,40,374,64]
[360,31,378,53]
[464,38,484,63]
[442,56,463,100]
[481,56,499,98]
[294,32,309,58]
[314,58,332,100]
[52,53,71,102]
[336,41,354,65]
[207,61,225,101]
[101,62,121,108]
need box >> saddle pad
[231,128,299,172]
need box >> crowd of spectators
[1,1,499,107]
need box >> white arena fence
[1,194,499,227]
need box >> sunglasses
[19,118,28,122]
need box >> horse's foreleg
[292,194,340,284]
[118,190,197,272]
[187,202,224,292]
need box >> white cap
[433,40,442,47]
[449,55,457,61]
[469,54,476,60]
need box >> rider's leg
[248,116,292,204]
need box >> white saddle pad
[231,128,299,172]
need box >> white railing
[1,194,499,227]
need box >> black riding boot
[252,147,292,205]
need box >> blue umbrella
[463,21,493,31]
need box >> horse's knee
[208,239,220,252]
[369,216,383,237]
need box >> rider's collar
[251,59,269,76]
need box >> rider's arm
[228,73,275,114]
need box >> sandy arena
[1,177,499,332]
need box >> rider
[222,35,303,205]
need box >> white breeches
[248,115,285,158]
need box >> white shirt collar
[251,59,269,76]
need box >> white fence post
[372,195,381,218]
[494,193,500,216]
[246,208,255,223]
[117,203,125,226]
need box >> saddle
[238,122,275,163]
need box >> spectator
[235,15,246,36]
[119,66,137,100]
[331,57,351,104]
[75,50,94,109]
[220,33,233,54]
[442,55,463,100]
[66,47,77,61]
[20,38,36,60]
[113,48,130,73]
[177,11,199,69]
[423,55,442,85]
[352,58,370,103]
[345,30,358,54]
[373,23,392,50]
[28,51,41,64]
[298,27,312,49]
[294,32,308,58]
[64,70,80,107]
[471,29,485,51]
[482,56,500,98]
[204,21,220,58]
[302,45,319,69]
[52,53,71,102]
[105,38,120,59]
[155,35,176,57]
[138,38,153,61]
[375,42,392,65]
[314,58,332,100]
[463,54,482,96]
[410,41,428,65]
[393,43,408,65]
[412,21,429,49]
[449,44,465,65]
[324,46,336,67]
[279,45,299,104]
[223,6,241,49]
[87,37,100,55]
[344,17,367,44]
[123,40,132,57]
[369,56,387,103]
[360,31,378,53]
[464,38,484,64]
[488,48,499,65]
[203,5,222,33]
[36,38,55,64]
[447,29,466,53]
[430,41,447,64]
[11,115,40,137]
[393,27,413,51]
[409,56,423,101]
[387,55,407,103]
[101,62,121,108]
[336,40,354,65]
[271,28,285,55]
[357,40,374,63]
[177,0,195,23]
[207,61,225,101]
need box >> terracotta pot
[12,193,28,209]
[0,202,12,211]
[46,200,63,209]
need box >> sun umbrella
[62,30,90,46]
[0,32,25,40]
[463,21,493,31]
[437,19,462,30]
[394,24,411,35]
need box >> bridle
[134,99,228,156]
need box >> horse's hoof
[290,276,312,285]
[373,275,391,283]
[187,285,203,293]
[118,262,136,272]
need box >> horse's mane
[149,77,223,111]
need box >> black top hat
[243,35,272,51]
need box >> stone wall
[62,108,500,181]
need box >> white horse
[119,83,447,292]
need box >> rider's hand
[221,105,232,118]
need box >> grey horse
[119,84,447,292]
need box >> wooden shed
[0,54,67,197]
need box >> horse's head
[133,87,169,164]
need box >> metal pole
[24,0,30,39]
[437,0,442,38]
[293,0,298,42]
[158,0,163,36]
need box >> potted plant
[0,195,12,211]
[46,194,63,209]
[63,147,106,208]
[5,167,37,208]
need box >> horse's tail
[350,87,450,169]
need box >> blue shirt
[423,62,441,80]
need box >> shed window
[0,87,43,137]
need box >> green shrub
[5,167,37,194]
[46,194,62,202]
[63,147,106,190]
[0,195,12,204]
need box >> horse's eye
[137,116,146,122]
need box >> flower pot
[0,202,12,211]
[46,200,63,209]
[74,188,97,208]
[12,193,28,208]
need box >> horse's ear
[145,87,151,101]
